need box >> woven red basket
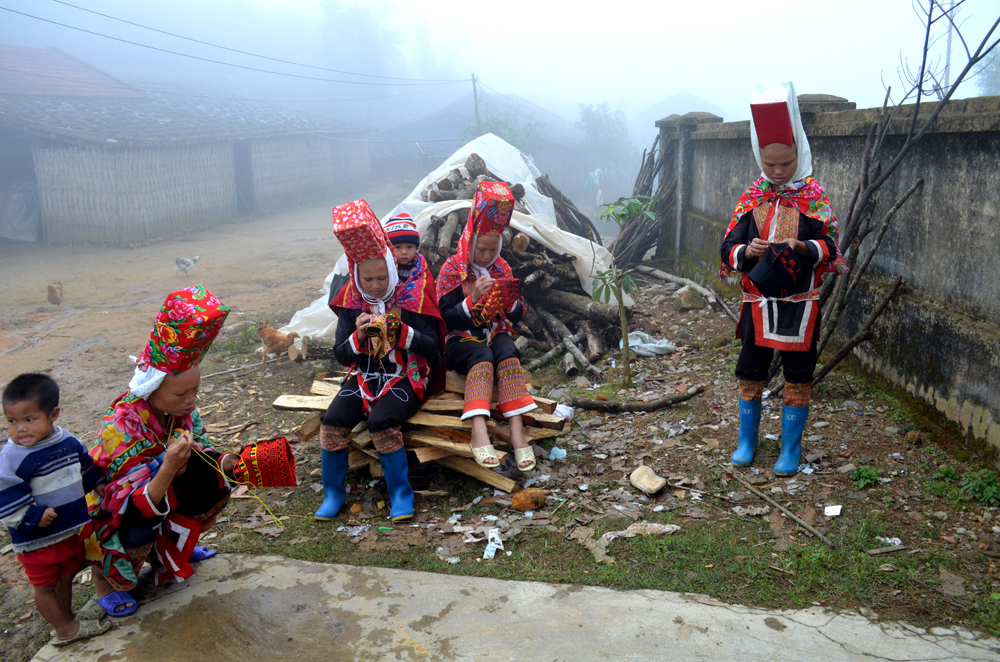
[232,437,298,487]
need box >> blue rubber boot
[314,449,348,521]
[731,397,761,466]
[378,447,414,522]
[775,405,809,476]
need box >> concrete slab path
[32,554,1000,661]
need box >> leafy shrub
[933,465,957,483]
[960,470,1000,507]
[853,466,880,489]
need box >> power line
[47,0,466,83]
[0,5,461,87]
[0,65,463,103]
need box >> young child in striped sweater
[0,373,109,646]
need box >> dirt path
[0,183,408,438]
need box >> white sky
[2,0,997,126]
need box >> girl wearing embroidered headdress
[437,182,537,472]
[316,200,445,523]
[83,285,235,618]
[720,82,847,476]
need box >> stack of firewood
[273,370,567,493]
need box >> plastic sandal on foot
[512,446,536,472]
[190,545,217,562]
[52,619,110,647]
[98,590,137,618]
[471,444,499,468]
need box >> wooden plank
[428,426,473,444]
[348,448,371,470]
[405,432,507,463]
[295,412,322,442]
[351,421,371,448]
[310,380,341,397]
[434,455,517,493]
[525,411,568,431]
[532,396,557,414]
[407,413,472,429]
[523,426,564,440]
[272,395,332,411]
[419,399,464,412]
[412,446,455,463]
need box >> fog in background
[3,0,998,179]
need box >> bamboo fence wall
[33,143,235,245]
[251,136,334,214]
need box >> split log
[514,336,529,353]
[510,183,525,201]
[512,232,530,252]
[289,337,337,362]
[538,289,623,327]
[434,455,517,493]
[438,211,461,257]
[428,188,457,203]
[565,384,705,413]
[295,412,321,442]
[272,394,333,411]
[523,330,585,371]
[438,169,463,191]
[310,380,340,397]
[536,307,602,376]
[580,320,603,361]
[465,153,488,179]
[561,352,579,377]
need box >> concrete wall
[655,95,1000,451]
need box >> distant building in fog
[0,45,370,245]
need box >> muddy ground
[3,184,1000,659]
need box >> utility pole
[472,74,481,133]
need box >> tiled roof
[0,46,368,145]
[0,45,144,98]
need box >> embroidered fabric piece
[784,382,812,407]
[739,380,766,402]
[367,310,402,361]
[471,278,520,327]
[371,427,404,453]
[319,424,350,451]
[463,361,494,419]
[496,358,536,416]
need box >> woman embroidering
[314,200,445,523]
[437,182,537,472]
[83,285,236,617]
[720,81,846,476]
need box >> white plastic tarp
[279,133,624,340]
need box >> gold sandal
[471,443,500,468]
[513,446,536,472]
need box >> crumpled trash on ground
[620,331,677,357]
[337,524,371,537]
[554,404,575,420]
[600,522,681,543]
[549,446,567,461]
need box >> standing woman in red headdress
[720,82,847,476]
[316,200,445,523]
[437,182,537,472]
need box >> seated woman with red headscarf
[315,200,445,523]
[437,182,537,472]
[720,81,846,477]
[83,285,236,618]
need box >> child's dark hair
[2,373,60,415]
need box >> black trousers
[119,449,230,549]
[735,304,817,385]
[445,333,520,375]
[321,374,422,433]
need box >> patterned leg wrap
[462,361,494,421]
[107,543,155,591]
[371,427,404,453]
[784,382,812,408]
[497,358,536,417]
[319,424,350,451]
[739,380,766,402]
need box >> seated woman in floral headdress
[83,285,235,617]
[720,81,847,476]
[437,182,537,472]
[315,200,445,523]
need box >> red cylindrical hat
[751,101,794,147]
